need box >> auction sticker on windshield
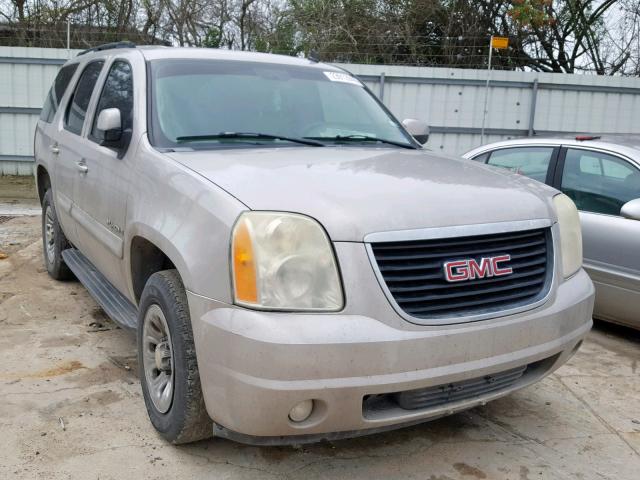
[324,71,362,86]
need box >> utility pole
[480,36,508,145]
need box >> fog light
[288,399,314,423]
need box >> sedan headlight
[231,212,343,311]
[553,194,582,278]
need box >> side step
[62,248,138,330]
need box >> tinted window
[40,63,79,123]
[64,61,104,135]
[561,149,640,215]
[487,147,554,182]
[90,61,134,142]
[472,152,489,162]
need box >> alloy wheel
[142,304,175,413]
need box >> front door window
[561,149,640,215]
[64,61,105,135]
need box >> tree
[1,0,639,75]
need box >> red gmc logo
[443,255,513,282]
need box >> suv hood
[166,147,557,241]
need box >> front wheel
[137,270,212,444]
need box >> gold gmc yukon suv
[34,43,594,445]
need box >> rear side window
[40,63,79,123]
[64,61,104,135]
[90,61,134,141]
[487,147,554,183]
[561,149,640,215]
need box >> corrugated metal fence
[1,47,80,175]
[3,46,640,175]
[345,63,640,155]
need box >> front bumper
[188,268,594,445]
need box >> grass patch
[0,175,37,200]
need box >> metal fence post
[528,78,539,136]
[379,72,385,102]
[66,20,71,58]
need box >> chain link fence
[0,23,610,72]
[0,24,168,50]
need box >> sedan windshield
[148,59,415,149]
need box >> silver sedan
[464,136,640,329]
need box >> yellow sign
[491,37,509,49]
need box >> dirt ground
[1,211,639,479]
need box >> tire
[137,270,212,444]
[42,189,73,280]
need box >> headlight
[231,212,343,311]
[553,194,582,278]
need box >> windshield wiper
[175,132,325,147]
[304,134,417,149]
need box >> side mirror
[402,118,429,144]
[96,108,122,145]
[621,198,640,220]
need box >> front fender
[125,140,247,303]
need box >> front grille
[370,228,553,320]
[395,365,526,410]
[362,356,556,419]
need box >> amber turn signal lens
[232,218,258,304]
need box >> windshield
[148,59,415,149]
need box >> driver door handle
[76,161,88,174]
[50,144,60,155]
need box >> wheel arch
[36,164,51,205]
[127,227,191,305]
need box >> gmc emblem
[443,255,513,282]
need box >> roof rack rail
[78,41,136,57]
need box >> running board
[62,248,138,330]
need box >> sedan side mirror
[96,108,123,146]
[621,198,640,220]
[402,118,430,144]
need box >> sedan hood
[166,147,557,241]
